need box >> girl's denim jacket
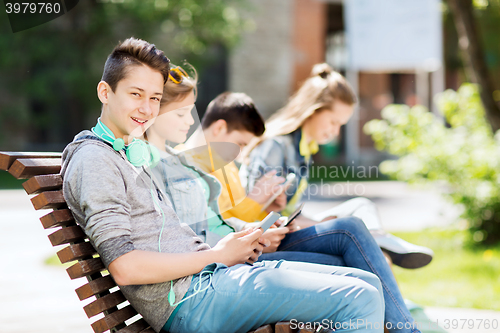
[240,129,311,202]
[151,146,223,246]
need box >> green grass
[392,228,500,310]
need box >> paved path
[0,184,498,333]
[301,181,461,232]
[0,190,95,333]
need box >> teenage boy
[61,38,384,333]
[184,92,286,225]
[185,92,433,270]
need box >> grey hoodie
[61,130,210,332]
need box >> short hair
[201,92,265,136]
[101,37,171,92]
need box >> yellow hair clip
[168,66,188,84]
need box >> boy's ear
[212,119,228,137]
[97,81,112,104]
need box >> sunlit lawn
[392,228,500,310]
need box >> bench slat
[76,275,117,301]
[57,242,96,263]
[84,291,127,318]
[8,157,62,179]
[138,328,156,333]
[48,225,86,246]
[40,209,75,229]
[23,174,63,194]
[275,322,315,333]
[115,319,151,333]
[67,258,106,280]
[31,190,66,210]
[0,151,61,171]
[274,322,291,333]
[91,305,138,333]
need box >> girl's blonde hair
[161,63,198,105]
[243,63,357,156]
[144,64,197,142]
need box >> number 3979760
[5,2,62,14]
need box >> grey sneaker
[370,230,434,269]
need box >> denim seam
[279,229,417,332]
[169,315,184,333]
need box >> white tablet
[253,211,281,232]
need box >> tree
[447,0,500,132]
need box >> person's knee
[347,277,384,316]
[328,216,368,233]
[363,282,383,306]
[361,270,382,292]
[345,267,382,291]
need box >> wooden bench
[0,151,314,333]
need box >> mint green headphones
[91,118,160,168]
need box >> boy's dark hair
[201,92,265,136]
[101,37,171,92]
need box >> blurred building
[228,0,458,168]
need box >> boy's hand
[210,228,264,266]
[265,192,287,213]
[283,220,300,233]
[261,226,288,253]
[274,216,288,227]
[247,170,285,205]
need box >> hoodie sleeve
[62,143,135,267]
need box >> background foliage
[0,0,251,151]
[365,83,500,245]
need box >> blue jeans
[259,217,421,333]
[167,261,384,333]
